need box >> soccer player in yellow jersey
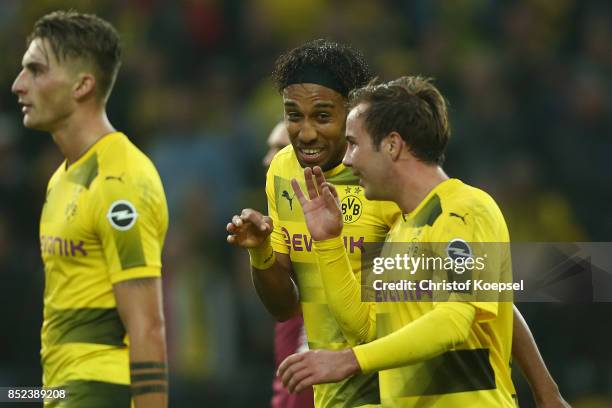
[12,11,168,408]
[228,39,392,407]
[279,77,570,407]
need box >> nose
[11,69,26,95]
[297,121,317,144]
[343,145,353,167]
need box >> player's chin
[361,182,379,201]
[23,116,39,129]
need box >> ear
[73,73,96,100]
[382,131,403,161]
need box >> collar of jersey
[322,159,346,178]
[63,131,123,173]
[403,178,462,221]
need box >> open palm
[291,166,343,241]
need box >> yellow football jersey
[40,132,168,389]
[360,178,516,407]
[267,145,400,408]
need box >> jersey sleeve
[353,302,476,373]
[428,205,507,322]
[314,237,376,345]
[90,171,168,284]
[266,161,290,254]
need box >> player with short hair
[227,39,396,407]
[230,40,565,408]
[279,77,570,407]
[12,11,168,407]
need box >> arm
[114,277,167,408]
[512,306,570,408]
[279,302,476,393]
[314,237,375,345]
[226,158,300,321]
[250,245,300,321]
[227,209,299,321]
[291,166,374,344]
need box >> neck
[391,162,449,214]
[51,107,115,166]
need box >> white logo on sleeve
[446,238,472,259]
[107,200,139,231]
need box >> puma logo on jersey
[282,190,295,210]
[105,173,125,183]
[450,212,468,224]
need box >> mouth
[19,102,32,114]
[297,147,326,165]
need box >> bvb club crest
[341,195,362,224]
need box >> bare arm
[227,209,300,320]
[512,305,570,408]
[251,250,300,321]
[114,277,167,408]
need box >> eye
[26,64,43,76]
[317,112,331,122]
[286,111,302,122]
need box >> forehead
[23,37,55,66]
[282,83,345,107]
[347,103,368,129]
[22,37,61,67]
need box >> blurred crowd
[0,0,610,407]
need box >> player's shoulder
[441,180,500,215]
[268,144,298,176]
[98,133,157,173]
[423,180,509,243]
[92,132,162,190]
[432,179,507,235]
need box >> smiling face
[343,103,392,201]
[11,37,77,132]
[283,83,348,171]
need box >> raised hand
[226,208,273,248]
[291,166,343,241]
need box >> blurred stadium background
[0,0,611,407]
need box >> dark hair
[349,76,451,165]
[272,39,373,97]
[28,10,121,101]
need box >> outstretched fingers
[312,166,327,195]
[303,166,319,200]
[326,182,339,201]
[322,185,339,210]
[291,178,308,208]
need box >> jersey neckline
[403,178,463,221]
[62,132,124,173]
